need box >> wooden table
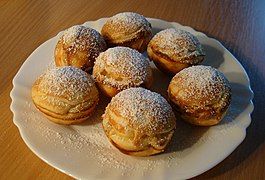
[1,0,264,179]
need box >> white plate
[10,18,254,180]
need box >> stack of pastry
[101,12,152,52]
[54,25,107,72]
[147,28,205,75]
[92,46,153,97]
[32,66,99,125]
[168,66,231,126]
[31,12,232,157]
[102,87,176,156]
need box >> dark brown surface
[0,0,264,179]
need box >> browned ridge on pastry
[148,28,205,74]
[168,65,231,126]
[101,12,152,52]
[55,25,107,72]
[93,47,153,97]
[102,87,176,156]
[32,66,99,125]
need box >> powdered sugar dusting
[93,47,151,89]
[21,85,246,176]
[22,99,181,175]
[37,66,95,101]
[61,25,106,56]
[171,65,231,106]
[106,87,176,134]
[105,12,151,34]
[150,28,204,63]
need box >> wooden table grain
[1,0,264,179]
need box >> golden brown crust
[168,66,231,126]
[93,47,153,97]
[147,28,205,74]
[101,12,152,52]
[147,46,190,75]
[54,25,107,72]
[102,88,176,156]
[168,93,230,126]
[34,100,98,125]
[102,122,173,156]
[95,69,153,98]
[103,28,152,52]
[95,82,120,98]
[31,66,99,125]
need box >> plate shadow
[165,119,209,153]
[77,92,111,126]
[201,44,225,69]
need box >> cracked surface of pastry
[31,66,99,125]
[168,65,231,126]
[147,28,205,75]
[101,12,152,52]
[93,47,153,97]
[102,87,176,156]
[54,25,107,72]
